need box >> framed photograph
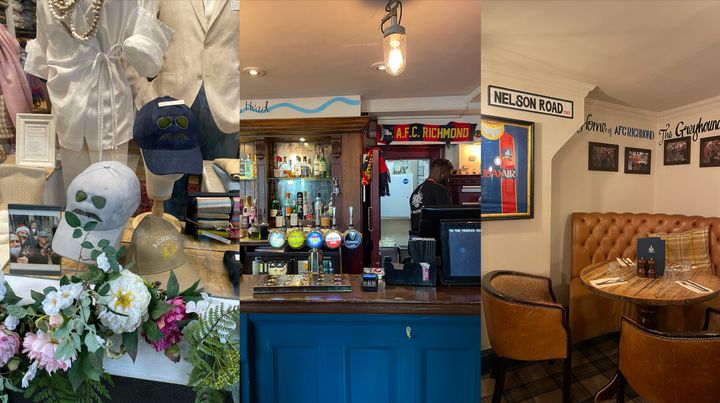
[16,113,56,168]
[624,147,652,174]
[8,204,61,276]
[699,135,720,167]
[663,137,691,165]
[588,142,619,172]
[479,115,534,220]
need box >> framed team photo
[699,135,720,167]
[624,147,651,175]
[7,204,62,276]
[663,136,690,165]
[588,142,619,172]
[479,115,534,220]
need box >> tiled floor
[481,333,650,403]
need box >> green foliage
[24,371,113,403]
[64,211,81,228]
[186,304,240,391]
[83,221,98,232]
[166,272,179,299]
[122,330,138,362]
[72,229,83,239]
[194,385,227,403]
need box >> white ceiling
[482,0,720,112]
[239,0,481,101]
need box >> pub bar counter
[239,275,481,403]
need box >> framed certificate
[16,113,56,168]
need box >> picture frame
[588,142,619,172]
[699,135,720,167]
[663,137,691,165]
[16,113,56,168]
[479,115,534,220]
[624,147,652,175]
[7,203,62,276]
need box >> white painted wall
[480,67,594,349]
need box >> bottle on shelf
[274,156,283,178]
[250,154,257,177]
[244,154,252,177]
[319,150,328,178]
[284,192,293,228]
[294,156,302,177]
[281,156,291,178]
[313,153,321,177]
[301,156,311,177]
[314,193,322,228]
[239,154,246,177]
[296,192,304,227]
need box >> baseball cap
[128,215,202,291]
[133,96,202,175]
[53,162,140,262]
[37,231,49,237]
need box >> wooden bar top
[240,275,481,315]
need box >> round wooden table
[580,261,720,402]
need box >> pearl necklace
[48,0,105,41]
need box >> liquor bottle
[314,193,322,228]
[284,192,293,228]
[269,191,279,219]
[250,154,257,177]
[296,192,304,226]
[319,150,328,178]
[238,154,246,177]
[281,156,291,177]
[313,154,321,177]
[244,154,252,177]
[274,156,283,178]
[294,156,302,177]
[301,156,311,177]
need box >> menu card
[636,237,666,276]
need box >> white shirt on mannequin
[204,0,216,20]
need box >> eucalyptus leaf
[83,221,98,231]
[5,304,26,319]
[53,319,74,340]
[123,330,138,362]
[59,276,70,286]
[64,211,81,228]
[97,283,110,296]
[72,228,83,239]
[54,340,76,361]
[85,332,101,353]
[42,286,57,294]
[166,271,179,299]
[81,241,94,249]
[67,357,84,391]
[102,246,117,256]
[98,239,110,248]
[91,249,102,260]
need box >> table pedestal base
[594,305,659,402]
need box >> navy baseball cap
[133,96,203,175]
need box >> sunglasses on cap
[157,116,189,130]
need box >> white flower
[96,253,111,272]
[98,270,151,334]
[3,315,18,331]
[42,291,62,316]
[21,360,37,388]
[185,292,211,315]
[62,283,83,300]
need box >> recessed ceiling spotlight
[243,66,266,77]
[370,61,386,72]
[299,137,306,142]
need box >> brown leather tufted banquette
[570,212,720,342]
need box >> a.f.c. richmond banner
[377,122,478,144]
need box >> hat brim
[143,147,203,176]
[132,260,204,292]
[52,219,125,263]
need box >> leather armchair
[482,270,571,403]
[617,316,720,403]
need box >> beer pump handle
[332,206,337,228]
[349,206,354,228]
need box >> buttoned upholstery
[618,316,720,403]
[571,212,720,342]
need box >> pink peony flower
[0,326,20,366]
[156,297,186,331]
[22,330,75,374]
[143,298,186,354]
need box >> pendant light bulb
[384,32,406,76]
[381,0,406,76]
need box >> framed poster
[588,142,619,172]
[624,147,651,175]
[7,204,61,276]
[479,115,534,220]
[699,135,720,167]
[663,137,691,165]
[16,113,56,168]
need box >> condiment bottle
[637,258,646,278]
[647,258,656,278]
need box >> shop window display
[0,0,240,402]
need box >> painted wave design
[241,97,359,115]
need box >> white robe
[25,0,173,152]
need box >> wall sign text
[488,85,573,119]
[377,122,478,144]
[576,113,654,140]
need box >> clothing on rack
[0,23,31,135]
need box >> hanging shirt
[0,24,32,129]
[480,121,529,215]
[25,0,173,152]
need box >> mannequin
[25,0,173,192]
[132,151,183,233]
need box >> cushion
[654,227,712,271]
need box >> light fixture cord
[382,0,402,33]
